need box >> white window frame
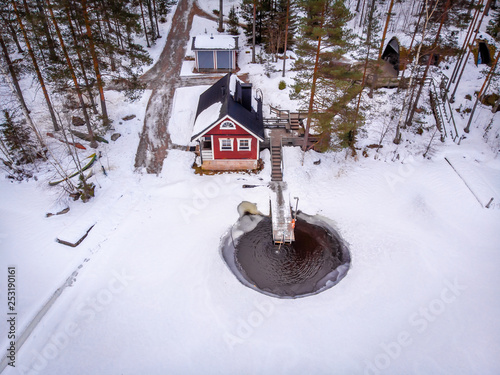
[219,138,233,151]
[237,138,252,151]
[220,120,236,130]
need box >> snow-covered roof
[229,73,238,96]
[192,35,238,50]
[191,74,264,142]
[192,101,223,138]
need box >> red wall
[206,118,259,160]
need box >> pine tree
[155,0,175,22]
[241,0,265,45]
[12,0,60,131]
[228,6,239,35]
[46,0,97,148]
[291,0,360,152]
[0,32,27,111]
[0,3,24,54]
[0,110,38,165]
[240,0,297,59]
[81,0,109,126]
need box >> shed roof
[191,73,264,142]
[192,35,238,51]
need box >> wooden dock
[270,182,295,243]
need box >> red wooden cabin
[191,74,264,171]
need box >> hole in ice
[220,207,351,298]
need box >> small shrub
[481,93,500,107]
[278,80,286,90]
[465,94,472,100]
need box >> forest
[1,0,499,196]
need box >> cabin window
[217,51,232,70]
[238,139,251,151]
[197,51,214,69]
[220,138,233,151]
[220,121,236,130]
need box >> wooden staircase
[271,142,283,182]
[268,106,306,132]
[289,112,305,131]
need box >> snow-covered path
[135,0,218,173]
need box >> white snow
[193,34,237,50]
[169,86,210,145]
[191,101,223,140]
[185,16,221,58]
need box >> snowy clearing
[1,0,500,374]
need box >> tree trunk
[397,0,424,92]
[406,0,450,127]
[303,3,326,156]
[356,0,362,12]
[252,1,256,63]
[21,0,48,66]
[450,0,491,101]
[358,0,366,28]
[355,0,376,127]
[35,0,58,61]
[0,33,28,111]
[46,0,97,148]
[448,0,483,88]
[145,0,157,40]
[65,4,97,113]
[405,53,432,128]
[378,0,395,60]
[465,50,500,133]
[0,12,23,53]
[218,0,224,32]
[152,0,161,38]
[81,0,109,126]
[394,0,439,143]
[432,0,450,48]
[99,0,117,71]
[139,0,150,48]
[12,0,60,131]
[282,0,290,77]
[371,0,395,96]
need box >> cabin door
[201,136,213,160]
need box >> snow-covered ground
[2,138,500,374]
[2,2,500,374]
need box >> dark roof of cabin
[191,73,264,141]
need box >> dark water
[221,213,350,298]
